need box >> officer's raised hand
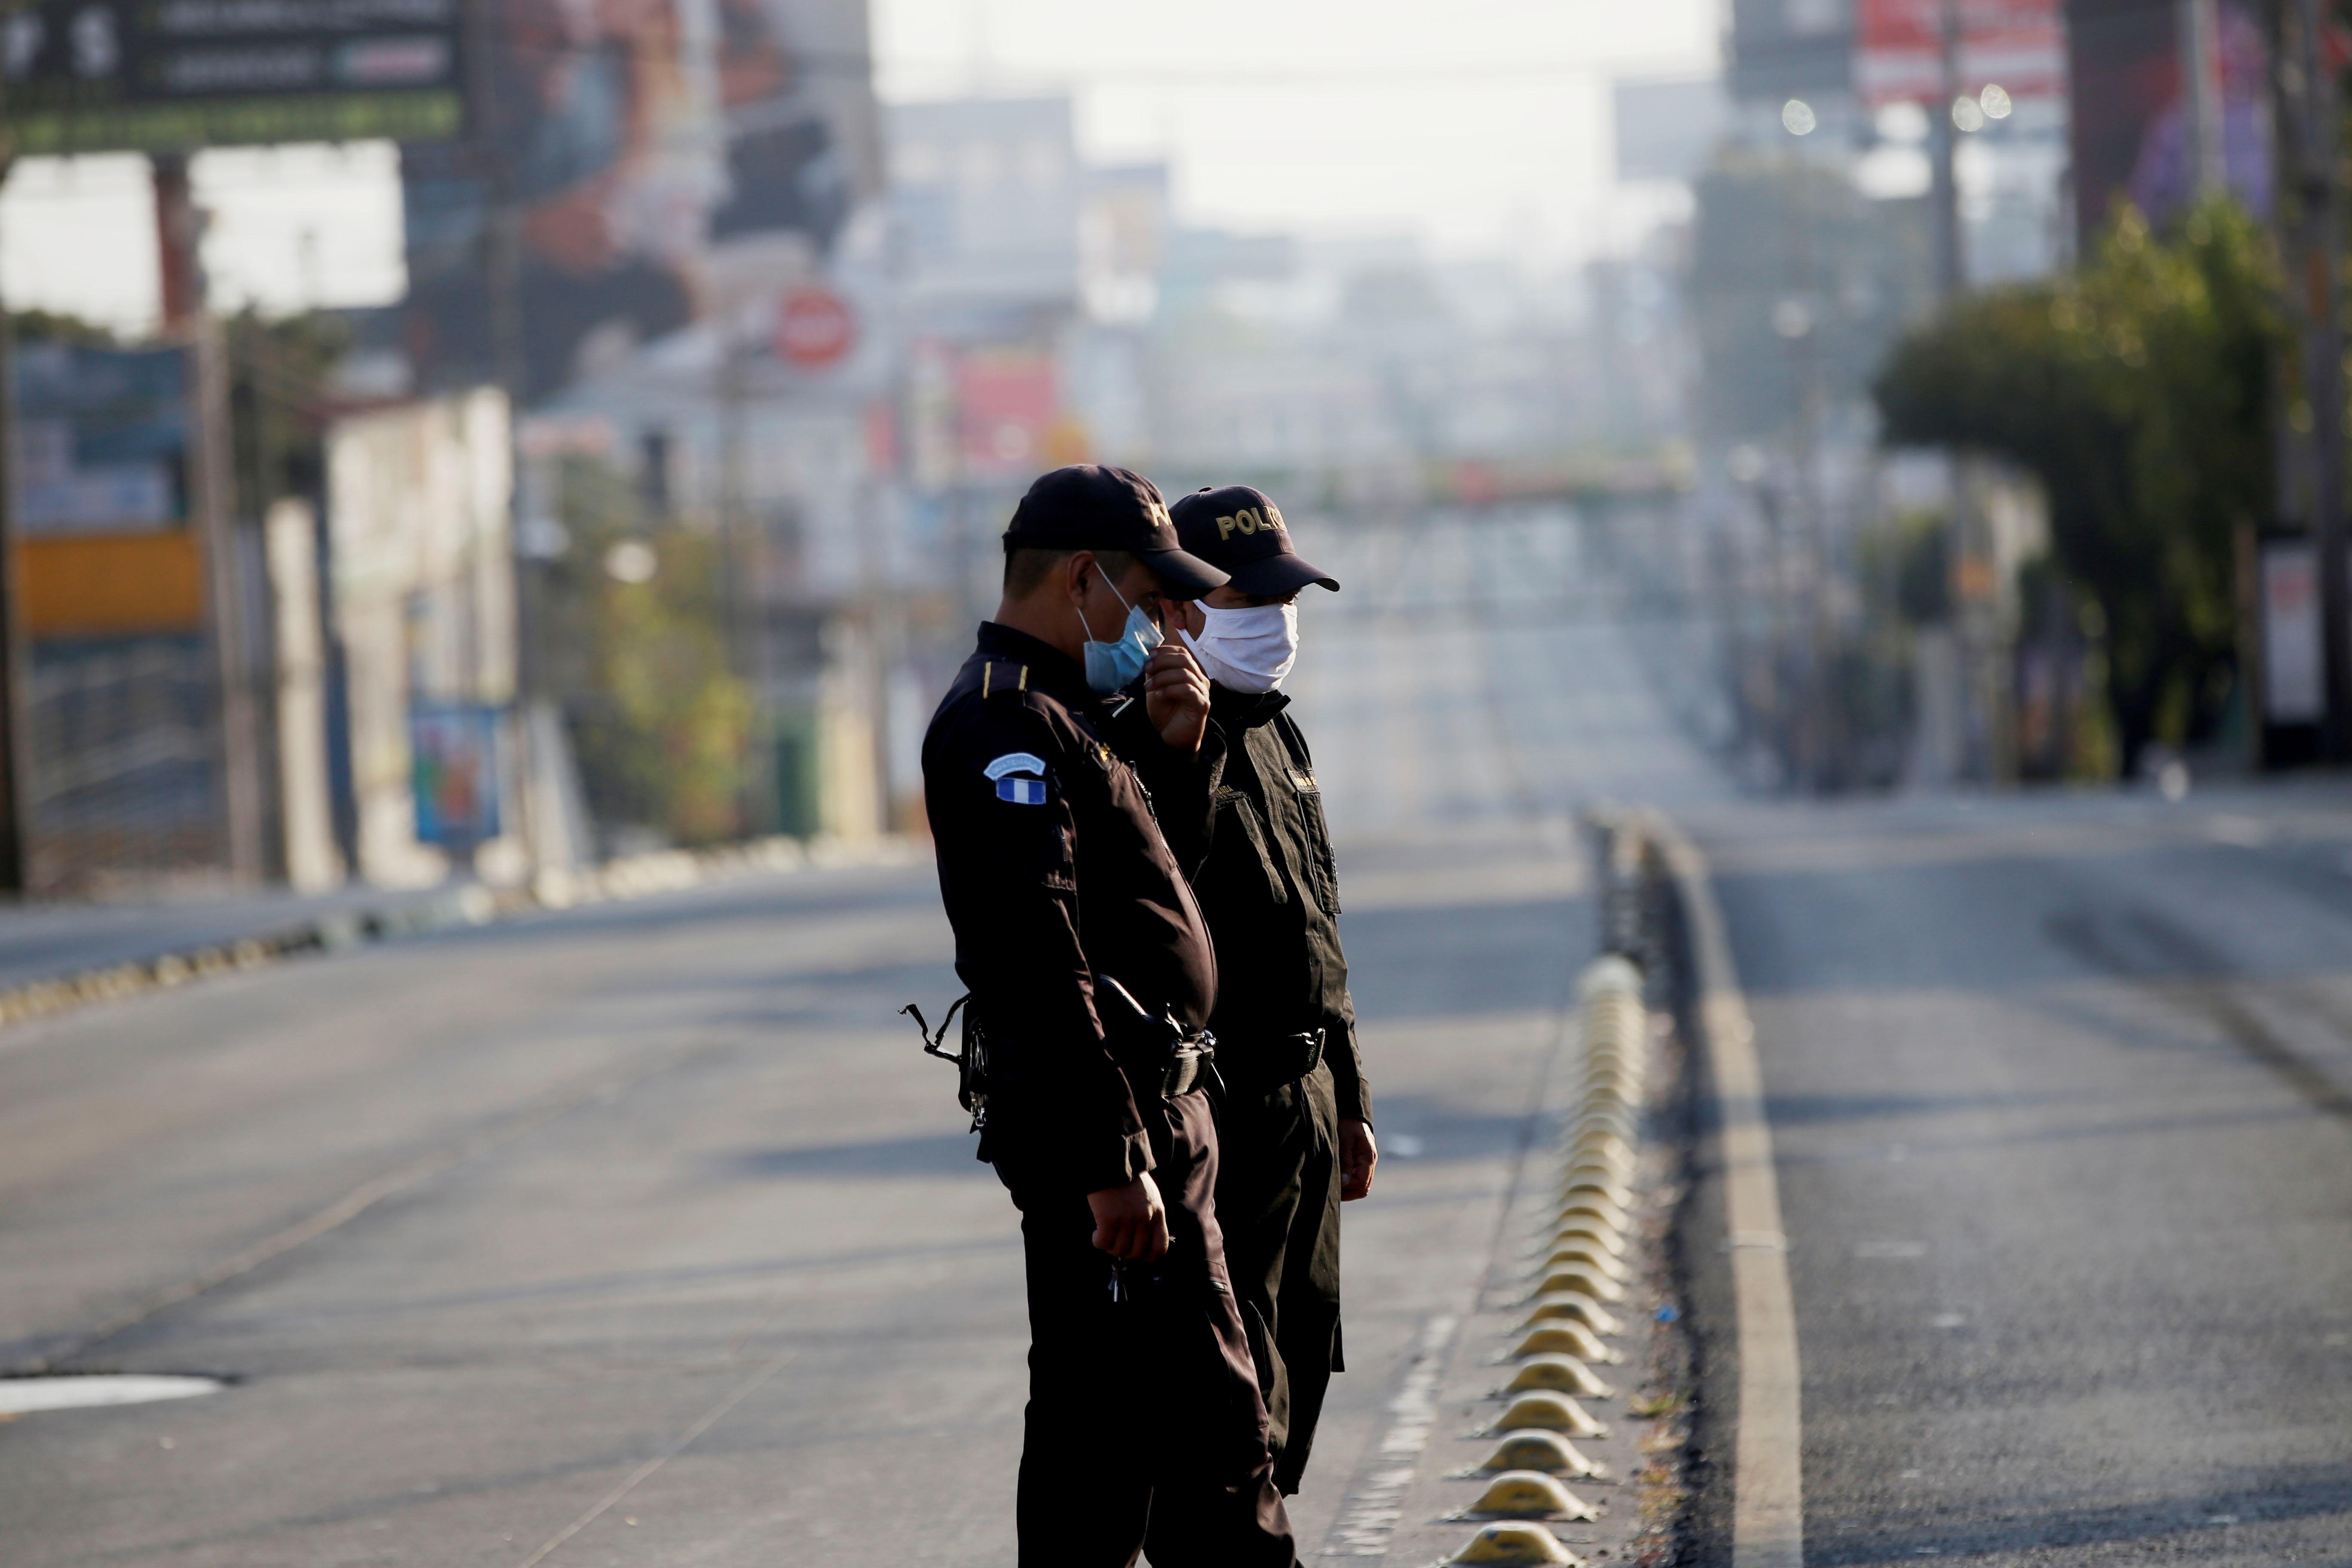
[1089,1172,1172,1260]
[1142,641,1210,753]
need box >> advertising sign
[955,348,1058,478]
[10,342,187,536]
[400,0,880,402]
[410,703,504,846]
[2263,540,2323,724]
[10,341,207,639]
[0,0,462,154]
[1855,0,2064,108]
[2066,0,2268,239]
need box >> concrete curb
[1643,810,1805,1568]
[0,835,922,1036]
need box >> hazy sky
[0,0,1715,332]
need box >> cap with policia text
[1002,466,1229,599]
[1169,485,1341,597]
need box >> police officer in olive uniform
[921,466,1301,1567]
[1135,485,1376,1496]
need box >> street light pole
[1931,0,1966,301]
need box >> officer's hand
[1340,1119,1378,1201]
[1088,1173,1171,1260]
[1142,643,1210,754]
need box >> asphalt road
[1681,787,2352,1565]
[0,506,1717,1566]
[15,503,2350,1565]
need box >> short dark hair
[1003,546,1138,597]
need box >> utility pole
[159,154,267,882]
[2180,0,2226,199]
[2290,0,2350,760]
[0,150,33,895]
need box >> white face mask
[1182,602,1299,693]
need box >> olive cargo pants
[1212,1060,1343,1495]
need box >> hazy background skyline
[0,0,1715,334]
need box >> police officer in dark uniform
[1136,484,1376,1496]
[921,465,1301,1567]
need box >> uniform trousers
[1212,1059,1344,1494]
[1001,1087,1300,1568]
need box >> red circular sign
[775,287,857,369]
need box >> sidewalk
[0,882,472,995]
[0,837,908,1026]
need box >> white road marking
[1320,1313,1458,1558]
[0,1375,221,1415]
[1651,814,1806,1568]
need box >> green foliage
[544,459,754,846]
[8,309,122,346]
[1874,200,2281,768]
[225,309,350,517]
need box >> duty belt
[1121,1037,1218,1100]
[1221,1027,1324,1094]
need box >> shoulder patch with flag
[985,752,1048,805]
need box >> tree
[1873,201,2281,770]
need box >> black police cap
[1169,485,1340,597]
[1002,466,1228,599]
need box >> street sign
[774,286,856,370]
[0,0,463,155]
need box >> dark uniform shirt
[922,622,1220,1194]
[1136,684,1371,1124]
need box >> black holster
[1094,972,1219,1101]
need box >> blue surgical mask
[1079,565,1162,694]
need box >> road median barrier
[1408,812,1700,1568]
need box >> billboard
[9,341,207,639]
[2066,0,2269,240]
[0,0,462,154]
[400,0,880,402]
[10,341,187,536]
[1856,0,2064,107]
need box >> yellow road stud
[1512,1322,1617,1363]
[1571,1121,1635,1149]
[1488,1391,1607,1438]
[1502,1353,1614,1399]
[1521,1292,1623,1336]
[1558,1175,1632,1209]
[1570,1129,1634,1165]
[1443,1521,1586,1565]
[1458,1471,1599,1521]
[1550,1220,1626,1258]
[1532,1266,1626,1304]
[1558,1194,1630,1232]
[1540,1242,1629,1281]
[1470,1428,1604,1476]
[1581,956,1642,995]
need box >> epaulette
[980,659,1029,698]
